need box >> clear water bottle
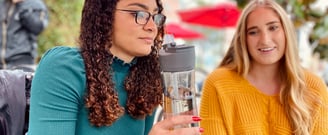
[159,35,198,128]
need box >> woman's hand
[148,115,204,135]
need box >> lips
[139,37,154,44]
[258,47,276,52]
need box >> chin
[136,50,152,57]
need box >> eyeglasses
[116,9,166,27]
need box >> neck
[249,65,280,82]
[246,63,281,95]
[109,48,134,63]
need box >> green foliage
[37,0,84,62]
[235,0,248,8]
[311,15,328,43]
[311,15,328,59]
[314,45,328,60]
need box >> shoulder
[40,46,82,62]
[33,46,86,98]
[207,67,240,81]
[37,46,85,73]
[303,70,328,101]
[205,67,242,85]
[303,70,326,91]
[42,46,81,57]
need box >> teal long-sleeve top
[28,46,155,135]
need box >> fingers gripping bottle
[159,35,198,128]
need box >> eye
[269,25,279,31]
[247,30,258,36]
[127,11,138,16]
[154,14,165,26]
[136,11,149,20]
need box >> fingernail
[199,127,204,133]
[192,116,202,121]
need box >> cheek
[113,24,137,45]
[246,34,256,44]
[276,33,286,48]
[246,42,255,58]
[246,36,257,50]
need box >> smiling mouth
[259,47,275,52]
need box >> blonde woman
[200,0,328,134]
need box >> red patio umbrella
[177,2,241,29]
[165,23,204,39]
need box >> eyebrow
[246,21,280,31]
[127,3,159,12]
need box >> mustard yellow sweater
[200,68,328,135]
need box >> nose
[259,31,271,45]
[143,17,157,32]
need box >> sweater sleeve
[28,46,86,135]
[200,69,227,135]
[311,76,328,134]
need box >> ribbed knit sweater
[200,67,328,135]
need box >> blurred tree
[37,0,84,62]
[311,14,328,60]
[234,0,328,60]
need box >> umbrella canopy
[165,23,204,39]
[177,2,241,29]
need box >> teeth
[259,47,274,51]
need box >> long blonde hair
[220,0,320,134]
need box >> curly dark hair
[79,0,165,126]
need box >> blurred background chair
[0,70,33,135]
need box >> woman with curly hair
[28,0,203,134]
[200,0,328,135]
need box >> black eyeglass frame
[116,9,166,27]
